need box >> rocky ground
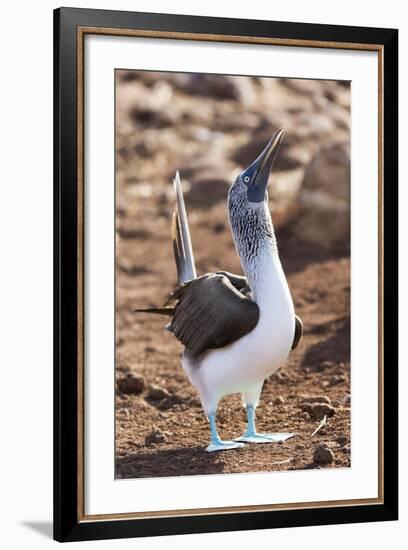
[115,70,350,479]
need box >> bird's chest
[202,307,294,397]
[192,301,294,398]
[247,306,294,374]
[242,265,295,376]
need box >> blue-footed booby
[134,128,303,452]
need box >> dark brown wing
[215,271,251,297]
[166,273,259,358]
[291,314,303,350]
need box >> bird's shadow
[301,316,350,367]
[21,521,53,539]
[116,445,225,479]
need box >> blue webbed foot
[235,432,295,444]
[206,440,245,453]
[206,412,245,452]
[236,404,295,444]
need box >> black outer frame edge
[57,6,397,43]
[64,504,396,542]
[53,7,398,542]
[53,7,60,541]
[53,7,62,541]
[54,7,79,542]
[382,29,398,520]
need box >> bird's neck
[232,204,276,294]
[234,208,292,312]
[228,188,293,316]
[243,242,284,300]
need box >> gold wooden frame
[76,27,384,523]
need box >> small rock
[145,429,166,446]
[328,374,346,387]
[270,371,289,384]
[336,435,348,446]
[300,395,331,405]
[117,373,145,395]
[301,402,336,420]
[147,384,170,401]
[116,362,130,373]
[273,396,285,405]
[342,394,351,406]
[313,443,335,465]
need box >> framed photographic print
[54,7,398,542]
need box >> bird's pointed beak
[246,128,284,203]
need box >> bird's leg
[205,412,245,453]
[235,401,295,444]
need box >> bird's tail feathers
[172,171,197,284]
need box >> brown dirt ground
[115,210,350,479]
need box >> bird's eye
[243,176,250,183]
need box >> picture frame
[53,7,398,542]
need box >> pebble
[273,396,286,405]
[301,402,336,420]
[328,375,346,387]
[147,384,171,401]
[271,371,289,384]
[320,360,335,370]
[300,395,331,405]
[116,373,145,395]
[145,429,167,446]
[313,443,335,465]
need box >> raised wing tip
[171,169,197,283]
[173,170,181,192]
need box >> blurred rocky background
[115,70,351,478]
